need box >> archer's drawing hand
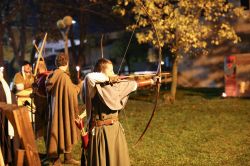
[109,75,120,83]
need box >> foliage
[114,0,245,57]
[113,0,246,101]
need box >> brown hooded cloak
[46,68,81,157]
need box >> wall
[178,12,250,88]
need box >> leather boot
[64,152,80,165]
[52,157,62,166]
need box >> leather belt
[16,95,31,98]
[93,117,118,127]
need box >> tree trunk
[18,2,27,66]
[67,27,78,84]
[170,55,179,102]
[69,27,77,63]
[0,22,4,66]
[7,24,18,65]
[64,30,69,56]
[78,6,86,67]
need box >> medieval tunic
[13,72,34,91]
[84,73,137,166]
[13,72,35,122]
[46,68,81,157]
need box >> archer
[78,58,159,166]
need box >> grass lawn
[37,88,250,165]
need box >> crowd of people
[0,52,158,166]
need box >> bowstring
[117,16,141,145]
[121,108,133,144]
[133,0,163,146]
[117,16,141,75]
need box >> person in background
[12,60,35,124]
[12,61,34,93]
[33,59,51,141]
[45,53,82,165]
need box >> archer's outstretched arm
[136,79,154,88]
[137,75,161,88]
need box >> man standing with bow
[45,53,82,165]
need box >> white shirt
[84,72,109,99]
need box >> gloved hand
[153,75,161,85]
[109,75,120,83]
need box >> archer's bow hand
[153,76,161,84]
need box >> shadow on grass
[130,87,225,103]
[129,89,156,103]
[177,87,224,99]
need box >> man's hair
[55,53,69,67]
[94,58,112,72]
[21,60,31,67]
[38,60,47,73]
